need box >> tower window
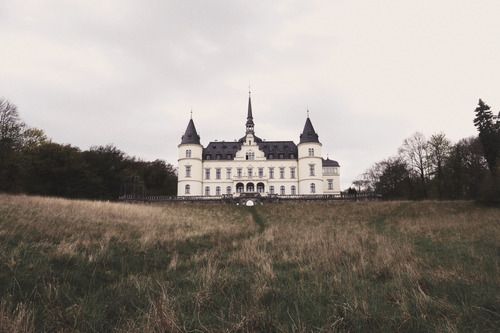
[186,149,191,158]
[185,165,191,178]
[308,148,314,157]
[310,183,316,194]
[185,184,190,195]
[309,164,315,177]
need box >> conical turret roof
[181,118,201,145]
[299,116,320,144]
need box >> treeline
[353,99,500,202]
[0,98,177,200]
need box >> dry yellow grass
[0,194,499,332]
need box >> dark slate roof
[202,140,298,160]
[203,142,242,160]
[322,158,340,167]
[257,141,298,159]
[299,117,320,144]
[180,119,201,145]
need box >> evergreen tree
[473,99,499,175]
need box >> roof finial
[307,108,310,118]
[248,83,251,97]
[190,108,193,119]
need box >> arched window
[205,186,210,196]
[310,183,316,194]
[291,185,296,195]
[246,183,255,192]
[236,183,244,193]
[257,183,265,193]
[280,185,285,195]
[226,186,232,194]
[216,186,221,196]
[185,184,190,195]
[186,149,192,158]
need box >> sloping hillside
[0,195,499,332]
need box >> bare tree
[0,98,25,147]
[399,132,430,197]
[428,133,451,197]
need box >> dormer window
[205,154,211,160]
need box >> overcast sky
[1,0,500,188]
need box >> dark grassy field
[0,194,499,332]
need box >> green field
[0,194,499,332]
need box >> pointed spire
[299,114,320,144]
[246,91,254,134]
[181,117,201,145]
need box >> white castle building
[177,94,340,197]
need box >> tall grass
[0,194,498,332]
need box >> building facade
[177,95,340,196]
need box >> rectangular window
[205,168,210,180]
[186,149,191,158]
[270,186,275,194]
[309,164,315,177]
[308,148,314,157]
[290,167,296,179]
[237,168,242,178]
[328,179,333,190]
[215,168,221,179]
[248,168,253,177]
[258,168,264,178]
[269,167,274,179]
[279,167,285,179]
[226,168,232,179]
[185,165,191,178]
